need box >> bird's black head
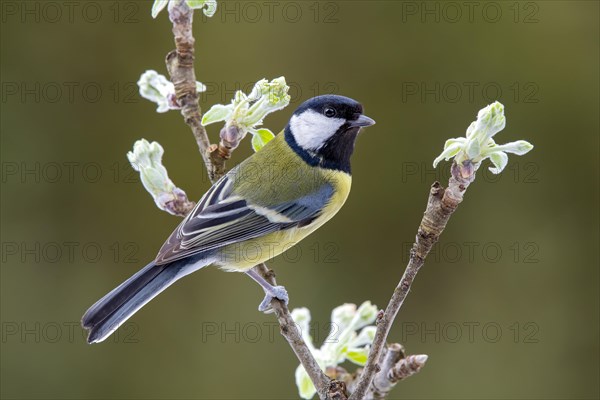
[284,95,375,173]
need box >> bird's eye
[324,107,336,118]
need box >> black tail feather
[81,260,187,343]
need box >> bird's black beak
[349,114,376,128]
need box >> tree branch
[367,344,404,399]
[349,162,476,399]
[254,263,333,399]
[365,343,427,399]
[165,1,226,180]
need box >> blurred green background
[1,1,598,399]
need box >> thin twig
[349,162,476,399]
[388,354,428,383]
[255,263,334,399]
[368,344,404,399]
[165,1,227,180]
[366,344,427,399]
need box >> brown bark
[165,3,226,181]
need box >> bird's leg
[245,269,289,313]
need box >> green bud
[351,326,377,348]
[137,70,173,113]
[465,138,481,159]
[345,346,370,366]
[432,102,533,175]
[291,307,312,344]
[472,101,506,143]
[264,76,291,106]
[251,128,275,152]
[331,303,357,332]
[247,79,268,101]
[142,168,170,194]
[351,301,378,331]
[138,70,205,113]
[293,301,380,399]
[295,365,317,399]
[127,139,186,213]
[185,0,217,17]
[234,90,247,104]
[203,77,291,150]
[151,0,168,18]
[202,104,233,126]
[433,142,463,168]
[244,77,291,126]
[492,140,534,156]
[488,151,508,174]
[151,0,217,18]
[444,138,466,149]
[466,121,477,138]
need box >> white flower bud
[127,139,181,212]
[331,303,357,332]
[432,102,533,176]
[137,70,206,113]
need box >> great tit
[82,95,375,343]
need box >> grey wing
[155,175,334,265]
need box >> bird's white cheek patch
[290,110,345,151]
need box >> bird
[81,94,375,343]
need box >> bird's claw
[258,285,288,313]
